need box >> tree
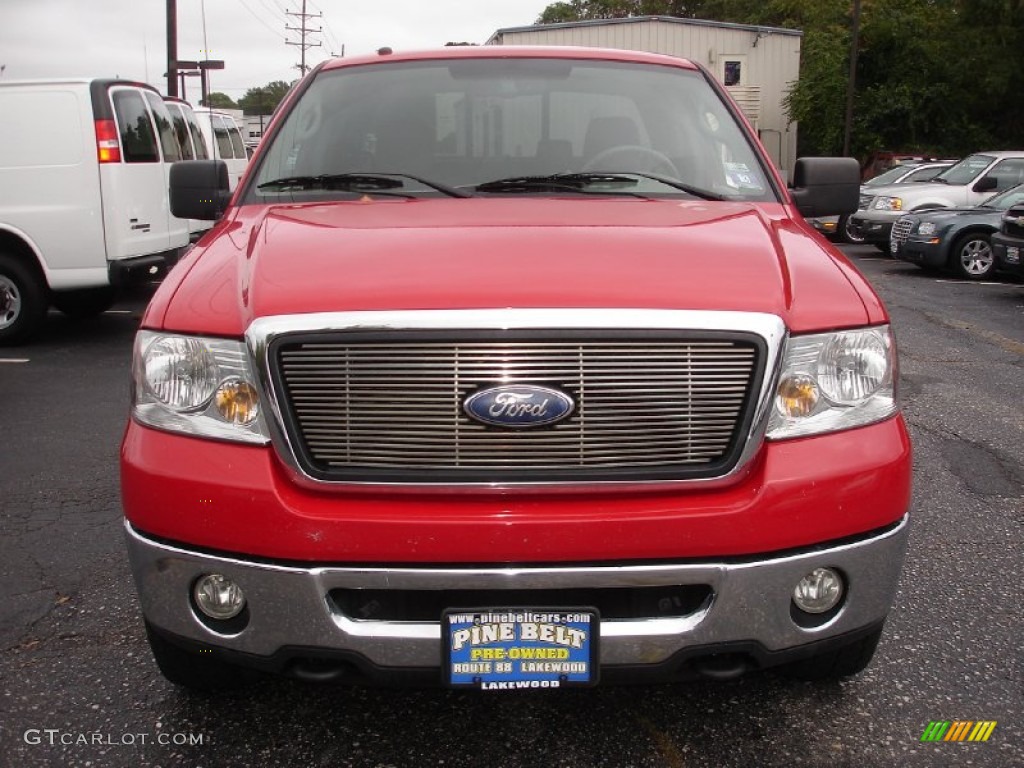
[535,0,1024,161]
[537,1,701,23]
[205,92,237,109]
[237,80,294,116]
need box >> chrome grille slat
[892,217,914,246]
[273,335,760,479]
[303,433,736,444]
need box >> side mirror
[170,160,232,220]
[973,175,998,193]
[790,157,860,217]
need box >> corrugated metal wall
[491,20,800,179]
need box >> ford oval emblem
[463,385,575,429]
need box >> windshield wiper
[257,172,471,198]
[475,173,639,195]
[589,171,727,201]
[476,172,724,201]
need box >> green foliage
[537,1,700,23]
[237,81,293,115]
[536,0,1024,161]
[204,92,237,110]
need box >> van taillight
[95,119,121,163]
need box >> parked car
[123,46,911,692]
[163,97,213,241]
[889,183,1024,279]
[990,204,1024,279]
[192,107,250,190]
[0,78,188,344]
[850,152,1024,249]
[808,160,956,243]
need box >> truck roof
[319,45,702,73]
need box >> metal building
[487,16,802,180]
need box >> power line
[254,0,287,23]
[236,0,287,41]
[307,0,342,55]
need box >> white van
[0,78,189,344]
[191,108,250,190]
[163,97,214,240]
[163,97,210,163]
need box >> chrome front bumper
[126,517,909,670]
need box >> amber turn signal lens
[776,374,819,418]
[214,379,259,425]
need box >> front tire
[51,287,116,318]
[839,214,866,244]
[950,232,995,279]
[778,627,883,681]
[145,621,253,691]
[0,252,47,345]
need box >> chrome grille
[859,193,873,210]
[891,217,914,247]
[1002,208,1024,238]
[271,334,762,482]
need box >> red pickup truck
[121,47,911,691]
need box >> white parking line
[0,358,29,364]
[933,279,1004,286]
[104,310,135,315]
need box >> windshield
[248,57,777,203]
[865,165,914,187]
[934,154,994,185]
[981,184,1024,209]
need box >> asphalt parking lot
[1,250,1021,768]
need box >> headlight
[917,221,937,236]
[767,326,897,440]
[132,331,269,443]
[873,196,903,211]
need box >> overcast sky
[1,0,554,100]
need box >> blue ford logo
[463,385,575,429]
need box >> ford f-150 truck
[121,47,911,691]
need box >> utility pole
[166,0,178,97]
[842,0,862,157]
[286,0,322,76]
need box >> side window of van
[184,110,210,159]
[212,116,234,160]
[145,93,182,162]
[165,104,195,160]
[227,120,246,159]
[112,90,159,163]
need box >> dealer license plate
[443,608,599,690]
[1007,246,1020,264]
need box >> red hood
[152,198,884,336]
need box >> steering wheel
[583,145,680,178]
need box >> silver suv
[807,161,955,243]
[850,152,1024,250]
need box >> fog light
[793,567,844,614]
[193,574,246,620]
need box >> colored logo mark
[920,721,997,742]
